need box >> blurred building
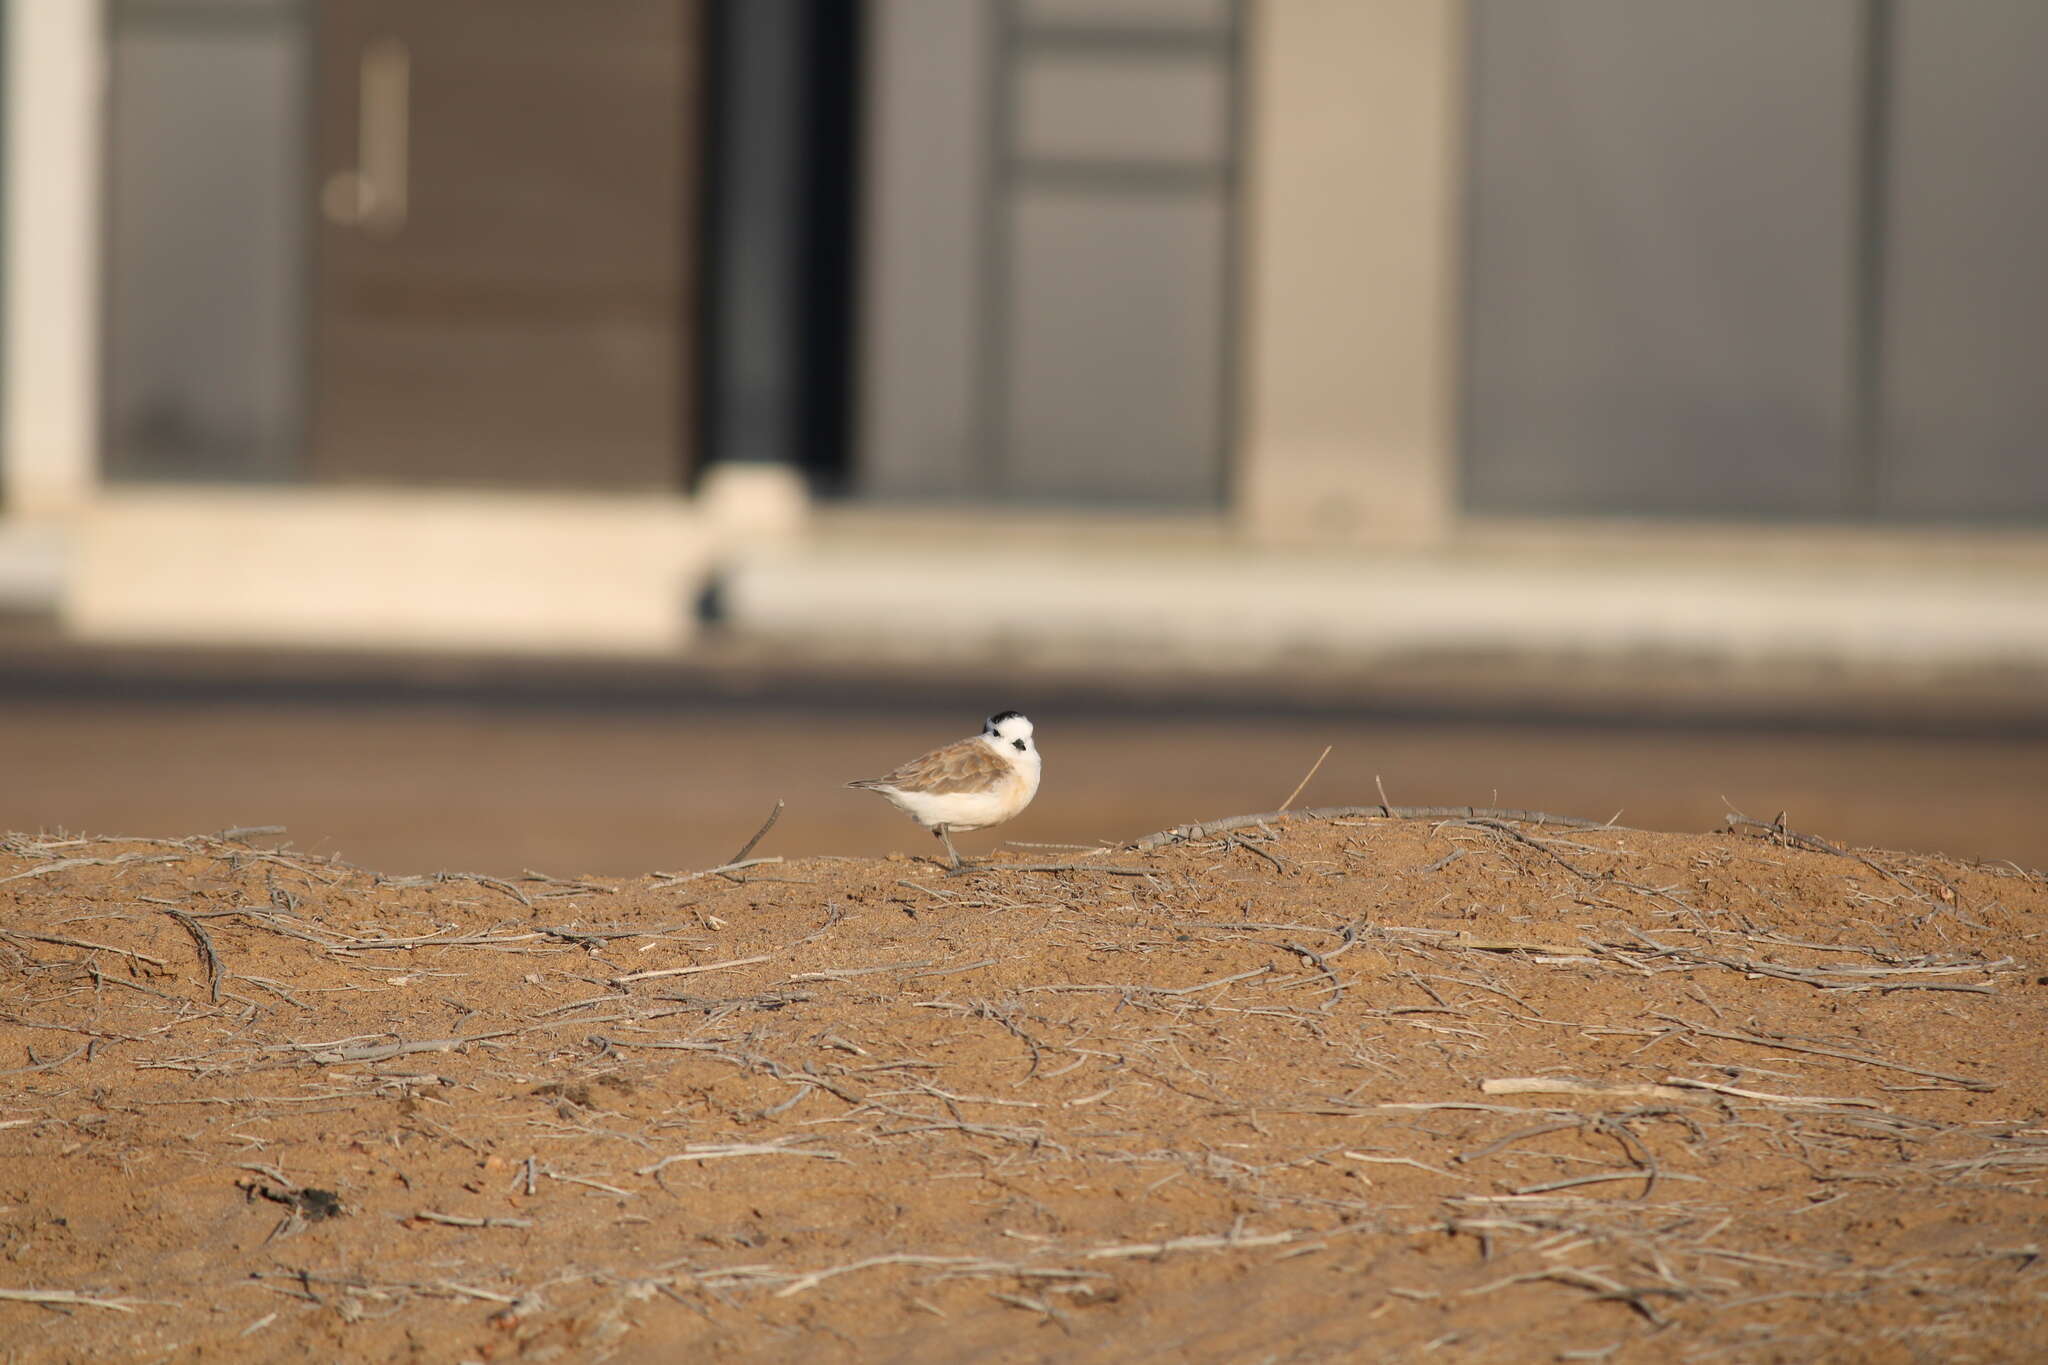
[0,0,2044,674]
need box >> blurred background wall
[0,0,2042,873]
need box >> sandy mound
[2,810,2044,1362]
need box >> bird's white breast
[882,736,1039,832]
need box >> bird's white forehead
[985,711,1034,739]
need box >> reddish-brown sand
[2,812,2044,1362]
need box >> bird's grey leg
[936,825,963,870]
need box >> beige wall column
[1237,0,1463,545]
[3,0,103,521]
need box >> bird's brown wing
[854,737,1009,795]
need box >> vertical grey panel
[857,0,1238,506]
[1878,1,2048,519]
[1021,0,1230,26]
[104,4,307,481]
[858,0,994,498]
[1016,53,1227,164]
[1003,191,1225,502]
[1465,0,1861,517]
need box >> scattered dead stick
[1130,805,1619,850]
[614,955,774,986]
[214,824,287,842]
[1226,834,1288,874]
[788,962,933,982]
[1278,745,1334,813]
[637,1141,841,1174]
[295,1029,524,1065]
[1447,932,1583,955]
[410,1211,534,1229]
[328,932,544,952]
[1021,966,1274,998]
[1280,940,1344,1006]
[1482,1078,1701,1104]
[1508,1168,1699,1196]
[1724,813,1937,908]
[728,800,785,865]
[0,853,183,887]
[1000,863,1160,876]
[154,907,224,1003]
[1619,926,1994,994]
[0,1014,146,1044]
[649,858,784,886]
[908,958,997,979]
[1659,1076,1883,1109]
[769,1254,1108,1300]
[1448,819,1603,880]
[1462,1266,1684,1326]
[0,928,167,968]
[1455,1120,1583,1165]
[0,1287,144,1312]
[1723,813,1852,857]
[396,871,531,907]
[1083,1229,1311,1260]
[0,1044,89,1077]
[1650,1014,1994,1091]
[159,907,348,949]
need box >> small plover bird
[847,711,1041,868]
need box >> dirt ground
[3,809,2045,1362]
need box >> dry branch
[1480,1078,1700,1103]
[728,800,784,865]
[410,1211,534,1229]
[613,955,773,985]
[637,1140,841,1174]
[154,907,224,1003]
[0,1288,143,1312]
[999,863,1160,876]
[1277,745,1333,813]
[1651,1015,1995,1091]
[0,928,167,967]
[1658,1076,1883,1109]
[0,853,182,886]
[649,858,783,886]
[1131,805,1619,849]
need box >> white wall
[3,0,103,520]
[1237,0,1463,544]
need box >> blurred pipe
[321,38,411,237]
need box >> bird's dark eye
[1013,738,1027,751]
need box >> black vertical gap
[694,0,861,493]
[974,0,1017,497]
[1848,0,1895,518]
[796,0,861,496]
[681,0,716,490]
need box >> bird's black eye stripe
[1013,739,1027,751]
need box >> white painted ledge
[65,489,712,656]
[725,537,2048,674]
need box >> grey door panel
[1877,0,2048,519]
